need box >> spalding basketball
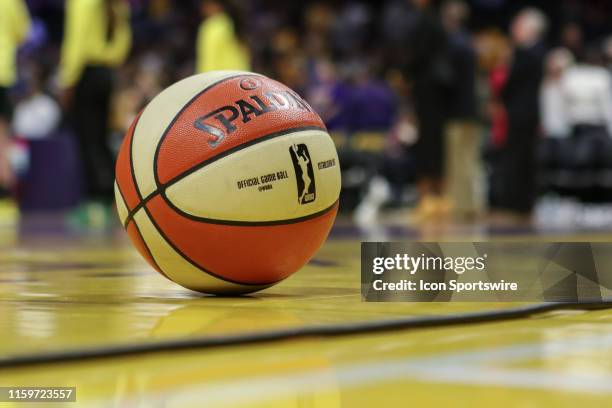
[115,71,340,294]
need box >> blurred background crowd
[0,0,611,230]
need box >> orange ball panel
[144,194,338,285]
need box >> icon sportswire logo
[289,144,316,204]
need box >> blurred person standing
[196,0,250,73]
[561,47,612,138]
[557,46,612,176]
[0,0,30,225]
[60,0,131,228]
[540,48,573,139]
[441,0,484,220]
[495,8,546,221]
[538,48,573,188]
[402,0,451,222]
[476,29,510,208]
[474,29,511,149]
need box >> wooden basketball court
[1,214,612,407]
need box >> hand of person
[59,87,75,112]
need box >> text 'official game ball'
[114,71,341,294]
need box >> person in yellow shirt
[196,0,251,73]
[0,0,30,225]
[60,0,131,228]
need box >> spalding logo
[193,77,314,148]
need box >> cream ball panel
[163,129,341,223]
[114,182,129,225]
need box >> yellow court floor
[1,218,612,407]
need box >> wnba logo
[289,144,316,204]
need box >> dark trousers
[498,119,538,213]
[413,83,446,179]
[0,86,11,200]
[71,66,115,202]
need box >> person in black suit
[403,0,451,221]
[496,8,547,220]
[441,0,484,220]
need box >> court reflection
[2,309,612,407]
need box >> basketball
[114,71,341,294]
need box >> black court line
[0,301,610,369]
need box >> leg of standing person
[445,120,485,220]
[71,67,115,228]
[0,86,19,226]
[0,86,13,194]
[412,83,448,222]
[88,67,115,202]
[0,121,11,199]
[515,123,538,213]
[498,120,538,216]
